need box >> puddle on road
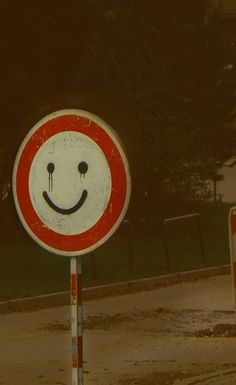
[39,308,236,337]
[187,323,236,338]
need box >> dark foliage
[0,0,236,237]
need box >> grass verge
[0,202,232,301]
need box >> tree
[0,0,236,235]
[75,1,236,215]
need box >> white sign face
[13,109,131,256]
[29,131,112,235]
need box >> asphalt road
[0,274,235,385]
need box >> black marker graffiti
[47,162,55,192]
[78,161,88,177]
[43,161,88,214]
[43,190,88,215]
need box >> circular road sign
[13,109,131,256]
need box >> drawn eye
[47,163,55,192]
[78,161,88,175]
[47,162,55,174]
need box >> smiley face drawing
[13,110,131,256]
[29,130,112,235]
[43,160,88,215]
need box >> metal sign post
[13,109,131,384]
[229,206,236,309]
[71,257,83,385]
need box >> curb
[0,264,230,314]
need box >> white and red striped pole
[70,256,83,385]
[229,207,236,309]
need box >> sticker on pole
[13,109,131,256]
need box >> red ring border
[15,114,129,254]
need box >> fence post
[196,216,206,265]
[161,222,171,271]
[123,219,134,275]
[91,252,98,282]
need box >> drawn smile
[42,160,89,215]
[43,190,88,215]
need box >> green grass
[0,202,233,301]
[0,242,69,300]
[161,202,232,271]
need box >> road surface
[0,274,236,385]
